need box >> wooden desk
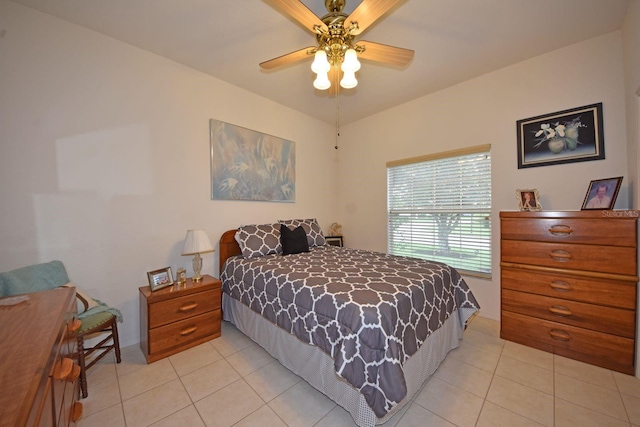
[0,287,81,426]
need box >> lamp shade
[313,71,331,90]
[181,229,214,255]
[340,70,358,89]
[341,49,361,72]
[311,50,331,74]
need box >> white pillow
[62,282,99,314]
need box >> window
[387,145,491,277]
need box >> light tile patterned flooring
[77,316,640,427]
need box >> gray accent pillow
[279,218,326,247]
[236,223,282,258]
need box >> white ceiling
[8,0,631,125]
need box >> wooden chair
[75,293,122,398]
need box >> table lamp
[181,229,214,282]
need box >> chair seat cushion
[79,311,115,334]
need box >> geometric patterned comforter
[221,245,479,418]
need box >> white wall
[338,31,630,321]
[623,0,640,209]
[0,1,337,347]
[621,0,640,378]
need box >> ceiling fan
[260,0,414,92]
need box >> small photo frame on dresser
[516,189,542,211]
[147,267,174,291]
[581,177,622,210]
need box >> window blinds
[387,146,492,277]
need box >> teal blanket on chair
[79,299,123,322]
[0,261,123,322]
[0,260,69,297]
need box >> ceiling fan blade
[260,46,315,70]
[344,0,402,35]
[270,0,328,33]
[356,40,414,66]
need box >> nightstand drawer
[502,289,635,338]
[148,289,221,328]
[149,310,221,355]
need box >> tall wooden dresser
[0,287,82,426]
[500,210,638,374]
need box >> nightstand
[139,274,222,363]
[325,235,343,247]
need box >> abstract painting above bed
[221,243,479,419]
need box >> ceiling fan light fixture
[311,50,331,74]
[341,48,361,72]
[340,70,358,89]
[261,0,414,93]
[314,71,331,90]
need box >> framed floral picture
[516,189,542,211]
[210,119,295,202]
[581,177,622,210]
[517,103,604,169]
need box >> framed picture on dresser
[516,189,542,211]
[581,176,622,210]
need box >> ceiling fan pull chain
[335,67,340,150]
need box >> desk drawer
[502,289,635,338]
[149,289,221,328]
[501,240,636,276]
[149,310,221,355]
[501,311,634,374]
[501,218,636,246]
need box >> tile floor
[77,316,640,427]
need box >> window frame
[386,144,492,278]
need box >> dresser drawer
[501,217,637,247]
[501,311,634,374]
[501,240,636,276]
[148,289,221,328]
[501,267,636,309]
[502,289,635,338]
[149,310,221,355]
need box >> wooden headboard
[219,229,241,276]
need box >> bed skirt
[222,293,474,427]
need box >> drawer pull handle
[179,302,198,312]
[549,329,571,341]
[53,357,74,380]
[549,225,573,236]
[180,326,197,336]
[68,318,81,334]
[549,281,572,292]
[68,364,81,382]
[70,402,83,422]
[550,250,572,262]
[549,305,572,317]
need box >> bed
[218,221,479,427]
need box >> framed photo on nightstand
[147,267,174,292]
[325,236,343,247]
